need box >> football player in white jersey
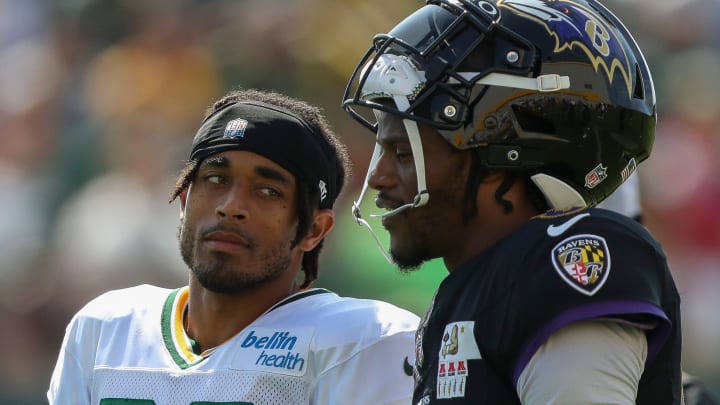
[48,88,420,405]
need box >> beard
[178,223,294,294]
[389,212,443,271]
[388,182,467,272]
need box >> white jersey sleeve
[48,313,92,405]
[516,319,647,405]
[48,285,165,405]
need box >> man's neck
[184,277,299,352]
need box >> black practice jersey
[413,207,682,404]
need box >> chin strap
[369,95,430,218]
[351,143,395,264]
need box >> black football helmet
[343,0,656,211]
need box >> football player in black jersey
[342,0,682,403]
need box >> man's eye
[260,187,281,197]
[395,149,413,160]
[205,174,224,184]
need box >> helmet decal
[584,163,608,189]
[499,0,633,97]
[620,158,637,182]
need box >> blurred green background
[1,0,719,402]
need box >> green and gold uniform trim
[161,287,333,369]
[161,287,212,369]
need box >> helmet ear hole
[512,105,555,135]
[633,63,645,100]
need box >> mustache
[375,191,407,210]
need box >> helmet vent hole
[512,106,555,134]
[633,63,644,100]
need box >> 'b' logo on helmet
[498,0,633,97]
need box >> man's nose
[367,148,398,191]
[215,184,249,221]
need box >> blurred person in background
[599,175,719,405]
[343,0,682,403]
[47,88,419,404]
[0,0,67,401]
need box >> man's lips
[375,194,410,227]
[375,194,404,211]
[203,230,251,251]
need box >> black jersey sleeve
[492,209,679,386]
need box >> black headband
[190,101,339,209]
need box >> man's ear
[299,209,335,252]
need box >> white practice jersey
[48,285,420,405]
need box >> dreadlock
[461,152,549,222]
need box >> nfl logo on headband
[224,118,248,139]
